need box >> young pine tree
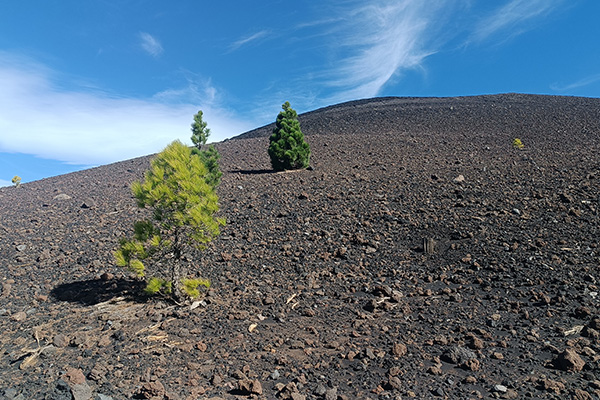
[191,110,210,148]
[191,110,222,187]
[268,101,311,171]
[114,140,224,302]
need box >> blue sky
[1,0,599,186]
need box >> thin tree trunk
[171,260,187,302]
[171,229,186,302]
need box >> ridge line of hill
[232,92,600,140]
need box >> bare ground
[1,93,600,399]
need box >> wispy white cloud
[152,71,220,105]
[317,0,456,103]
[0,179,12,188]
[229,30,270,52]
[306,0,566,103]
[139,32,163,57]
[0,52,253,167]
[469,0,564,44]
[295,17,344,31]
[240,0,459,117]
[551,72,600,92]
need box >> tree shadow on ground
[228,169,273,175]
[51,277,148,306]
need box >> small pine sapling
[191,110,222,187]
[11,176,21,187]
[268,101,311,171]
[114,140,224,302]
[191,110,210,149]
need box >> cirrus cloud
[229,30,271,52]
[469,0,566,44]
[139,32,163,57]
[313,0,463,103]
[309,0,566,104]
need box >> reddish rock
[462,359,480,372]
[388,376,402,390]
[64,368,86,385]
[467,334,484,350]
[392,342,407,357]
[195,341,207,351]
[573,389,594,400]
[539,379,565,394]
[555,348,585,371]
[53,334,70,348]
[10,311,26,322]
[238,379,263,395]
[138,381,166,399]
[427,365,442,375]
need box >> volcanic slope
[0,93,599,399]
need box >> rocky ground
[0,93,599,399]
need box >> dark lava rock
[1,94,600,399]
[442,346,477,365]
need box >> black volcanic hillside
[236,93,600,147]
[1,94,600,399]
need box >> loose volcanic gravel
[1,93,600,399]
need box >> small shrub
[268,101,311,171]
[11,176,21,187]
[512,138,524,149]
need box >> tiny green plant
[268,101,311,171]
[11,176,21,187]
[512,138,524,149]
[114,140,224,302]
